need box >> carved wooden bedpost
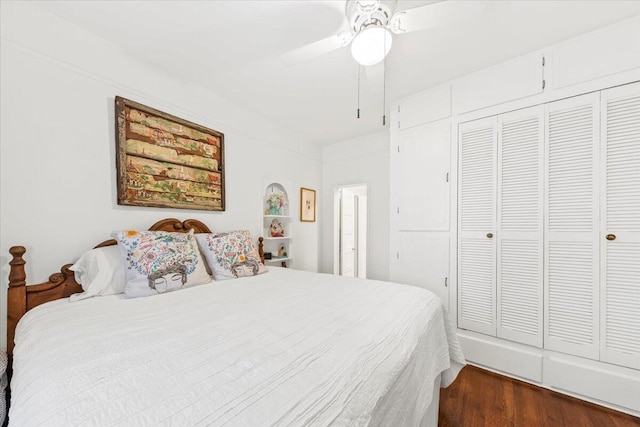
[8,246,27,356]
[258,237,265,264]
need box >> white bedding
[9,267,465,426]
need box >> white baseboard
[457,329,640,417]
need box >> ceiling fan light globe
[350,26,392,66]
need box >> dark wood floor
[439,365,640,427]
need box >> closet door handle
[486,233,493,239]
[606,234,616,241]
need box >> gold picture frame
[115,96,225,211]
[300,187,316,222]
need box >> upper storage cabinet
[453,52,544,114]
[551,16,640,90]
[396,84,451,130]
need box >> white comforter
[10,268,465,426]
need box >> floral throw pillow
[195,230,268,281]
[112,229,211,298]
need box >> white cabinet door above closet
[458,117,497,336]
[453,53,543,114]
[397,120,450,231]
[551,17,640,90]
[497,106,544,348]
[544,93,600,360]
[600,82,640,370]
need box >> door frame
[333,184,368,276]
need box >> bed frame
[6,218,264,357]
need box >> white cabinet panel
[544,93,600,360]
[545,356,640,414]
[393,233,449,307]
[497,106,544,347]
[600,82,640,370]
[453,53,543,114]
[398,120,450,231]
[398,84,451,130]
[458,117,497,336]
[551,17,640,90]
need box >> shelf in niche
[265,257,292,263]
[263,180,292,268]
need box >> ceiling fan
[282,0,488,67]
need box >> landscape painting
[115,96,225,211]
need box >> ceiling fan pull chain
[382,39,387,126]
[382,61,386,125]
[357,65,361,119]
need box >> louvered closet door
[600,82,640,369]
[544,93,600,360]
[458,117,497,336]
[497,106,544,347]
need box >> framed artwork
[115,96,225,211]
[300,187,316,222]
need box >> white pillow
[69,245,126,301]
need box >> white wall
[0,2,321,348]
[321,130,389,281]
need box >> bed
[6,218,465,426]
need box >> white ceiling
[36,1,640,145]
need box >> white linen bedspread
[10,267,465,426]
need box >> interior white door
[356,195,367,279]
[340,189,356,277]
[458,116,497,336]
[600,82,640,370]
[398,120,450,231]
[544,92,600,360]
[497,106,544,348]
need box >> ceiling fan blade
[281,32,355,66]
[388,0,488,34]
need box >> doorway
[334,185,367,278]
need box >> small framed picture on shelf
[300,187,316,222]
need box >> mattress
[9,267,465,426]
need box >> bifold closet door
[458,117,497,336]
[497,106,544,347]
[544,92,600,360]
[600,82,640,369]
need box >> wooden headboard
[6,218,264,356]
